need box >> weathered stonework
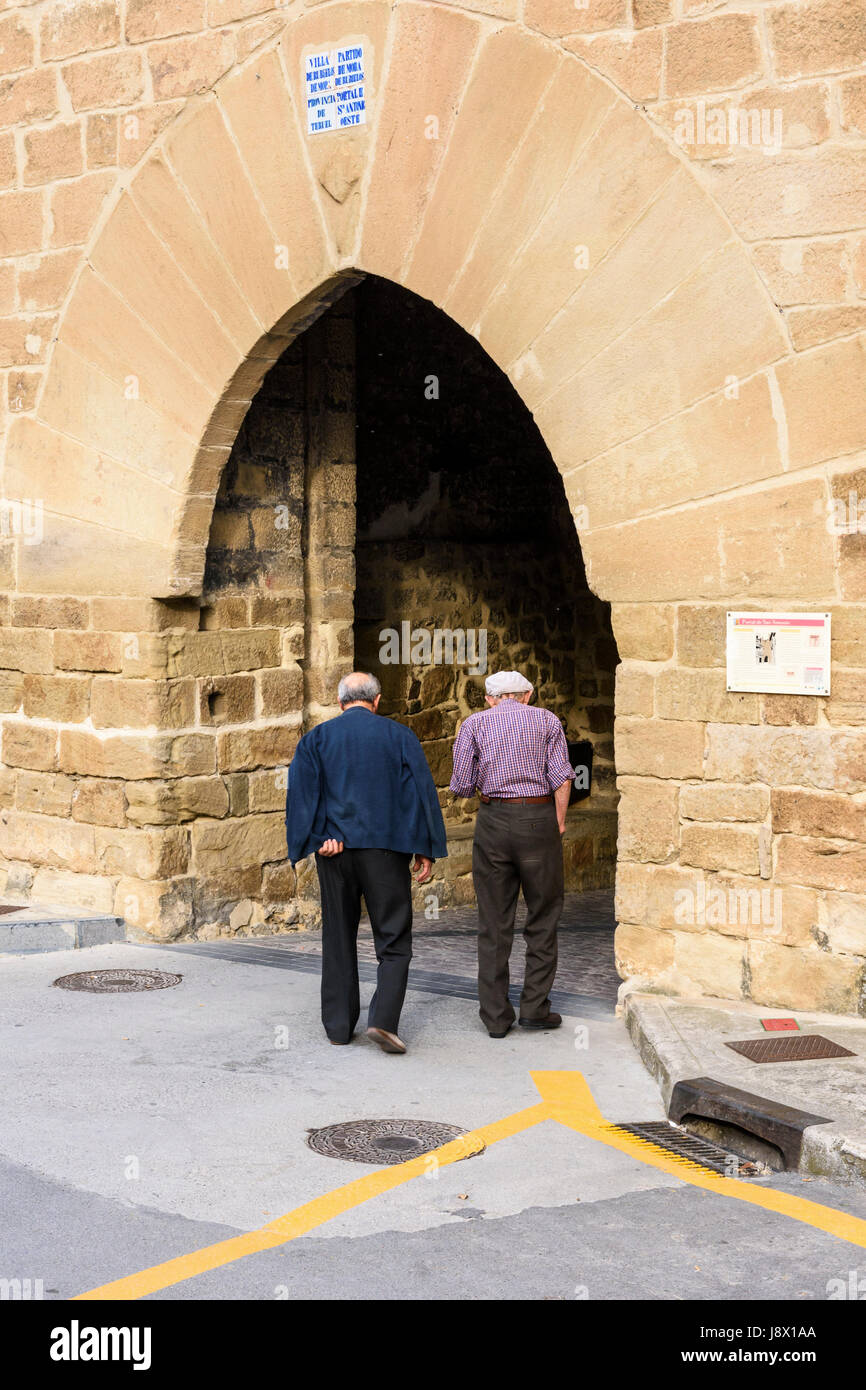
[0,291,356,938]
[0,0,862,1014]
[351,279,617,908]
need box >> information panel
[305,43,367,134]
[726,612,831,696]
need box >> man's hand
[411,854,433,885]
[317,839,344,856]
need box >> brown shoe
[366,1026,407,1054]
[518,1012,562,1030]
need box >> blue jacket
[285,706,448,866]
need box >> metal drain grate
[306,1118,485,1166]
[53,968,182,993]
[725,1034,855,1064]
[606,1121,767,1177]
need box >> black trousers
[472,800,564,1033]
[315,848,413,1043]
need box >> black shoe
[488,1023,514,1038]
[328,1036,353,1045]
[518,1012,562,1030]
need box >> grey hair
[338,671,382,706]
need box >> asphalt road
[3,938,866,1303]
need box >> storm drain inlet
[606,1121,768,1178]
[53,969,182,993]
[306,1118,485,1165]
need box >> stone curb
[0,912,126,954]
[620,983,866,1191]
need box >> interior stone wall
[193,294,357,933]
[352,278,618,907]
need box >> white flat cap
[485,670,533,696]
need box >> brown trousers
[472,799,564,1033]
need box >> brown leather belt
[479,794,553,804]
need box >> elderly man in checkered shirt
[449,670,574,1038]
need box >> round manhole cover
[306,1119,485,1165]
[53,969,182,993]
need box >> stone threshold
[0,904,126,955]
[621,983,866,1191]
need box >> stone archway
[2,2,864,1014]
[199,272,620,931]
[9,3,813,600]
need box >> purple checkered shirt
[449,700,574,799]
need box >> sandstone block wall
[0,0,863,1014]
[613,602,866,1016]
[0,291,357,939]
[1,0,863,546]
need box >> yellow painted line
[74,1103,548,1301]
[75,1070,866,1301]
[532,1070,866,1250]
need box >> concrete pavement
[3,938,866,1300]
[623,987,866,1188]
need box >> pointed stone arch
[7,0,835,606]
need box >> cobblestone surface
[248,890,619,1004]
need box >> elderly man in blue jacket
[286,671,447,1054]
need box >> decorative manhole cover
[53,969,182,993]
[725,1034,855,1063]
[306,1118,485,1165]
